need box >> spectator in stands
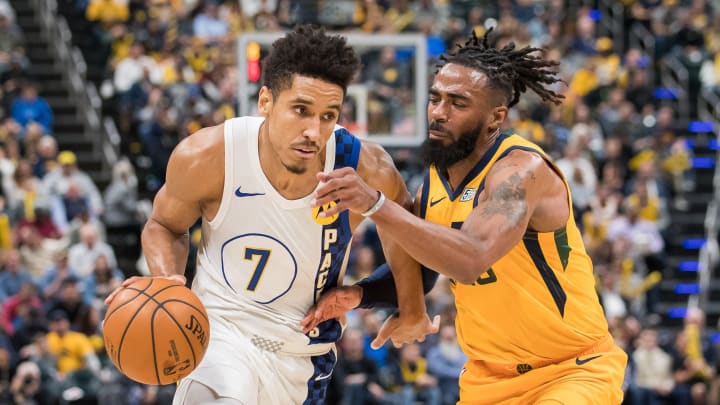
[0,11,26,82]
[8,360,43,404]
[0,2,14,23]
[113,41,156,98]
[10,82,53,135]
[1,281,43,336]
[193,1,229,44]
[5,158,40,223]
[386,342,441,405]
[366,46,412,132]
[40,150,104,221]
[82,253,123,309]
[0,196,12,252]
[67,223,116,278]
[46,277,98,336]
[555,140,598,219]
[38,250,77,301]
[16,225,62,282]
[45,309,101,379]
[64,207,107,247]
[85,0,129,31]
[31,135,58,179]
[328,327,388,405]
[426,324,466,405]
[0,248,31,301]
[102,157,139,229]
[630,327,676,404]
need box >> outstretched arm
[107,125,224,303]
[313,150,568,284]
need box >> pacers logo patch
[312,202,339,225]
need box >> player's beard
[421,121,483,169]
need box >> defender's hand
[371,312,441,349]
[312,168,380,218]
[301,285,362,334]
[104,275,186,306]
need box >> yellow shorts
[458,338,627,405]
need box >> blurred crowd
[0,0,717,404]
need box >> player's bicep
[463,153,543,250]
[149,186,202,235]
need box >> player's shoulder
[174,122,225,160]
[166,123,226,190]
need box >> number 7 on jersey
[244,248,271,291]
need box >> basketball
[103,278,210,385]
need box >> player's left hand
[371,312,441,349]
[301,285,362,334]
[312,168,380,218]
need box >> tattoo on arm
[481,172,529,225]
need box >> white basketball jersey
[192,116,360,356]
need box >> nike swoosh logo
[575,355,602,365]
[235,187,265,198]
[314,372,333,382]
[430,196,446,207]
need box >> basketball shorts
[172,312,336,405]
[458,336,627,404]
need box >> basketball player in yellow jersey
[306,29,627,404]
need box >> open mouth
[292,147,318,158]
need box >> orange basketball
[103,277,210,385]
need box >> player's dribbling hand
[300,285,362,334]
[104,275,187,306]
[372,312,441,349]
[312,168,380,218]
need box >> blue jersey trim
[419,170,430,218]
[303,350,336,404]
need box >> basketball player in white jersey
[105,26,439,404]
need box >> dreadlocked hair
[440,28,564,108]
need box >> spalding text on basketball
[185,314,208,346]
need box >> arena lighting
[654,87,679,99]
[667,307,688,318]
[237,32,428,147]
[688,121,714,133]
[674,283,701,294]
[678,261,700,272]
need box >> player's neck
[444,134,497,190]
[259,141,324,200]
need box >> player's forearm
[141,218,190,278]
[356,263,438,308]
[378,228,426,316]
[371,200,492,284]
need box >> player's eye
[294,106,307,115]
[321,112,336,121]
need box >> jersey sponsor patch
[312,202,339,225]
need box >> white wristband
[361,191,386,217]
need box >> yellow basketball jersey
[420,133,610,365]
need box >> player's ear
[257,86,273,117]
[488,105,508,133]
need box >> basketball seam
[115,281,187,375]
[151,301,199,384]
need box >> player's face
[258,75,343,175]
[422,63,504,168]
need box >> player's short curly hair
[262,25,360,97]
